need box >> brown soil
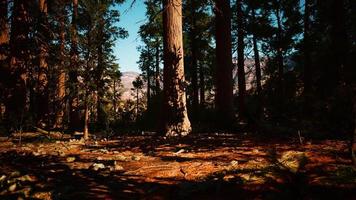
[0,133,355,199]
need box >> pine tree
[236,0,246,120]
[36,0,49,126]
[54,1,67,129]
[214,0,234,127]
[6,0,33,130]
[0,0,9,121]
[162,0,191,136]
[68,0,80,131]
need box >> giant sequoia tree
[0,0,8,61]
[214,0,234,127]
[37,0,49,125]
[68,0,80,131]
[162,0,191,136]
[6,0,32,129]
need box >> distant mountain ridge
[120,71,145,101]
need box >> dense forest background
[0,1,356,199]
[0,0,355,157]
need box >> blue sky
[114,1,146,73]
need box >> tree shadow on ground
[0,134,355,200]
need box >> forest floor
[0,132,355,200]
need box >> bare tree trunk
[37,0,49,127]
[199,64,205,108]
[55,5,66,129]
[6,0,31,130]
[136,88,139,121]
[251,8,263,120]
[303,0,312,96]
[189,1,199,120]
[155,42,160,94]
[215,0,234,127]
[113,79,117,121]
[83,91,89,140]
[352,89,356,166]
[251,8,262,96]
[96,19,105,127]
[237,0,246,120]
[275,3,284,93]
[0,0,8,60]
[0,0,8,122]
[147,47,151,109]
[69,0,80,131]
[162,0,191,136]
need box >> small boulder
[66,157,76,163]
[17,175,36,182]
[278,151,307,173]
[114,155,127,161]
[110,162,124,171]
[230,160,239,167]
[0,175,6,182]
[131,155,141,161]
[8,183,17,192]
[91,163,106,171]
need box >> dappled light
[1,134,355,199]
[0,0,355,199]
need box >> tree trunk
[253,35,262,92]
[215,0,234,127]
[0,0,8,121]
[162,0,191,136]
[237,0,246,120]
[252,8,262,120]
[199,64,205,108]
[147,47,151,109]
[6,0,31,130]
[147,68,151,109]
[155,42,160,94]
[352,88,356,166]
[251,8,262,96]
[0,0,9,60]
[303,0,312,96]
[83,91,89,140]
[69,0,80,131]
[136,88,139,121]
[54,5,66,129]
[275,3,284,92]
[113,78,117,121]
[189,1,199,120]
[37,0,49,127]
[96,19,105,127]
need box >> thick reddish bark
[215,0,234,126]
[54,5,66,129]
[37,0,49,126]
[0,0,9,60]
[69,0,80,131]
[162,0,191,136]
[83,91,89,140]
[0,0,8,120]
[5,0,31,129]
